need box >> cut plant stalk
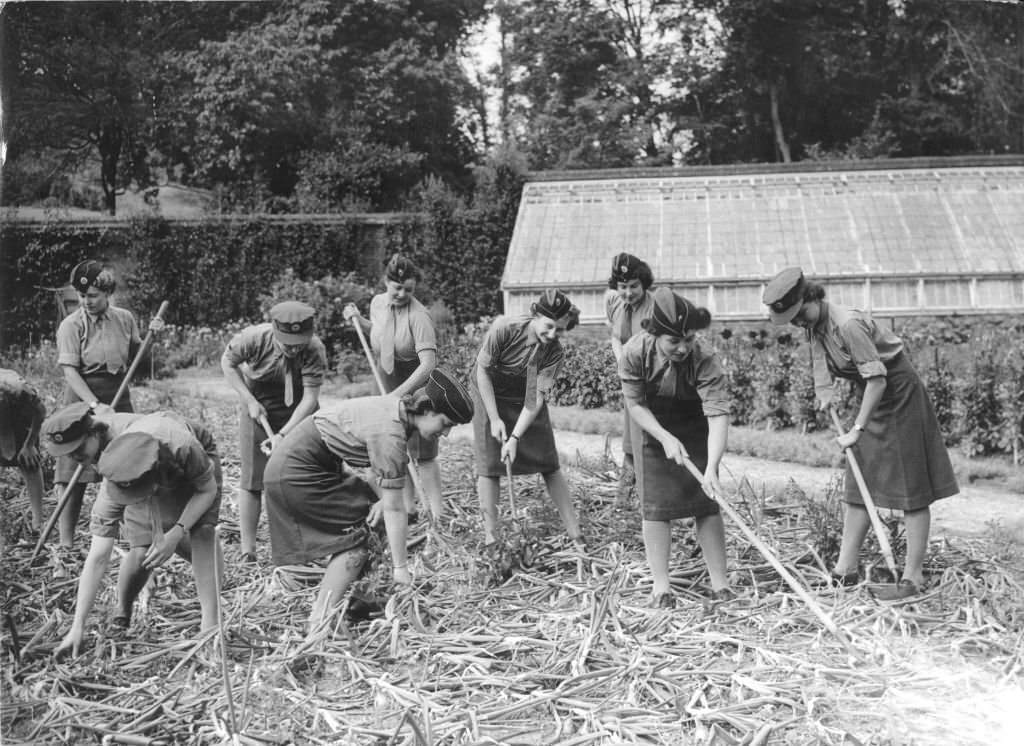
[30,301,171,563]
[828,408,899,580]
[679,455,856,654]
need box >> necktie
[97,313,120,374]
[380,306,397,375]
[619,303,633,344]
[284,359,295,408]
[524,344,540,409]
[149,498,165,548]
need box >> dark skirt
[56,373,133,483]
[238,376,305,491]
[380,357,438,461]
[843,353,958,511]
[471,389,559,478]
[636,398,720,522]
[264,417,375,566]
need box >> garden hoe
[678,455,856,655]
[828,408,899,581]
[31,301,170,564]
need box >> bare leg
[418,459,445,521]
[20,466,45,530]
[542,469,581,540]
[402,481,417,514]
[902,507,930,587]
[237,488,261,556]
[57,481,88,548]
[834,503,871,576]
[308,547,367,634]
[186,525,221,631]
[642,520,672,596]
[116,547,152,621]
[477,475,500,544]
[695,513,729,591]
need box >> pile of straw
[2,440,1022,746]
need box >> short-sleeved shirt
[475,315,564,404]
[606,289,655,345]
[368,295,436,363]
[56,306,141,374]
[619,333,731,418]
[313,396,410,490]
[0,368,45,463]
[90,412,220,539]
[810,302,904,399]
[222,323,327,388]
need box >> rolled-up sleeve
[842,320,887,379]
[56,316,83,366]
[365,431,408,489]
[300,338,327,387]
[695,355,731,417]
[410,307,437,355]
[476,319,506,370]
[618,342,647,408]
[221,328,256,368]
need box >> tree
[3,1,241,214]
[171,0,487,210]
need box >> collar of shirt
[85,308,108,323]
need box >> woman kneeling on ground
[263,368,473,635]
[472,289,585,549]
[762,267,959,600]
[618,287,733,608]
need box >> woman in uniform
[263,368,473,635]
[221,300,327,563]
[763,267,959,600]
[605,253,656,502]
[48,408,223,657]
[472,289,585,548]
[53,260,149,570]
[343,254,443,520]
[618,287,732,608]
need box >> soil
[161,373,1023,546]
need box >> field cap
[642,287,701,336]
[610,253,642,284]
[531,289,580,329]
[763,267,806,325]
[97,431,161,505]
[270,301,315,344]
[41,402,94,456]
[385,253,420,283]
[70,260,103,290]
[423,368,474,424]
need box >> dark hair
[802,282,826,303]
[401,390,436,417]
[607,260,654,290]
[689,306,712,331]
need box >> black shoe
[870,579,919,601]
[240,552,258,565]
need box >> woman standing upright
[605,253,656,501]
[619,287,732,607]
[343,254,443,520]
[762,267,958,600]
[472,289,584,548]
[222,301,327,563]
[53,260,146,572]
